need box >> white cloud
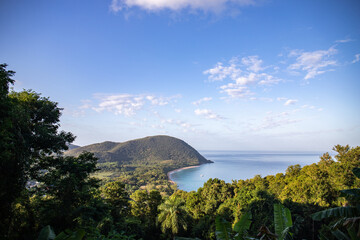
[146,95,169,106]
[241,55,264,72]
[93,94,145,116]
[301,104,323,112]
[235,72,258,85]
[284,99,298,106]
[277,97,298,106]
[251,111,300,131]
[110,0,257,13]
[203,61,241,81]
[90,93,178,116]
[220,84,252,98]
[257,116,299,130]
[159,118,198,133]
[277,97,287,101]
[204,55,281,99]
[301,104,315,109]
[257,73,281,85]
[204,56,268,83]
[79,99,92,110]
[192,97,212,105]
[352,53,360,64]
[288,46,337,80]
[335,38,353,43]
[195,108,224,120]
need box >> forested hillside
[2,64,360,240]
[66,135,210,167]
[65,135,212,194]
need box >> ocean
[169,150,324,192]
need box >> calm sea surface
[169,151,323,192]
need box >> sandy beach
[167,165,200,184]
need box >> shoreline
[167,165,200,185]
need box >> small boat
[200,174,204,177]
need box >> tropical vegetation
[1,64,360,239]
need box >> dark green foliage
[102,181,130,222]
[174,237,201,240]
[312,168,360,240]
[232,211,252,239]
[127,189,163,239]
[114,165,176,195]
[54,229,85,240]
[312,206,359,221]
[215,204,292,240]
[215,210,266,240]
[215,217,232,240]
[0,65,75,239]
[199,178,234,216]
[158,196,190,238]
[247,191,278,235]
[0,63,17,236]
[273,204,292,240]
[37,225,56,240]
[31,153,101,232]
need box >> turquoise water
[169,151,323,192]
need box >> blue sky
[1,0,359,151]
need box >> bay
[169,150,324,192]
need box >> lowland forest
[1,64,360,240]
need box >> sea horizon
[170,150,327,192]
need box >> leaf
[331,229,351,240]
[54,229,85,240]
[340,189,360,198]
[37,225,56,240]
[312,206,359,221]
[282,227,293,240]
[73,229,85,240]
[233,211,252,237]
[174,238,201,240]
[346,226,358,240]
[274,204,293,240]
[352,168,360,179]
[215,216,232,240]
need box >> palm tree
[157,196,189,237]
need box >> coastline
[167,165,200,185]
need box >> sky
[1,0,359,151]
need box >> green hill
[65,135,212,171]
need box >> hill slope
[67,143,81,150]
[65,135,212,169]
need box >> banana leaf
[311,206,359,221]
[233,211,252,239]
[37,225,56,240]
[274,204,292,240]
[216,216,232,240]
